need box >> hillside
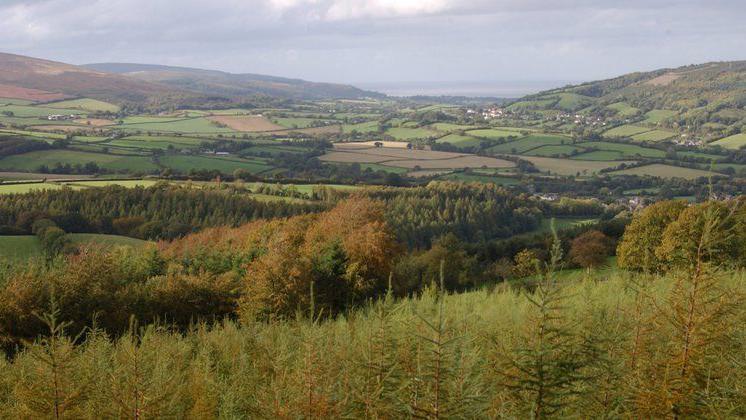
[85,62,384,100]
[506,61,746,145]
[0,52,188,104]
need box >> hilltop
[85,62,383,101]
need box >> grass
[488,134,572,154]
[710,133,746,150]
[608,163,721,180]
[631,130,676,142]
[0,182,65,194]
[0,150,159,172]
[435,134,482,148]
[576,141,665,159]
[44,98,120,113]
[552,93,594,111]
[342,121,380,134]
[0,234,148,261]
[524,145,584,157]
[64,180,160,188]
[271,117,334,129]
[385,126,438,140]
[606,102,640,117]
[603,124,651,137]
[0,104,83,118]
[466,128,526,140]
[159,155,273,174]
[121,117,236,134]
[643,109,677,124]
[517,156,629,176]
[430,123,479,132]
[439,172,521,185]
[359,163,409,174]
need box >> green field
[44,98,120,113]
[342,121,380,134]
[64,179,160,188]
[603,124,650,137]
[0,182,65,194]
[488,134,572,154]
[439,172,521,185]
[608,163,720,179]
[466,128,526,140]
[359,163,409,174]
[710,133,746,150]
[643,109,677,124]
[435,134,481,147]
[118,117,235,134]
[430,123,479,132]
[575,141,665,159]
[159,155,273,174]
[0,234,148,261]
[524,144,584,157]
[385,126,438,140]
[517,156,629,176]
[606,102,640,117]
[272,117,334,129]
[0,150,159,172]
[0,104,83,118]
[631,130,676,142]
[552,93,594,111]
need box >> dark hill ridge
[85,62,384,100]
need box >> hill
[85,62,384,100]
[506,61,746,144]
[0,52,188,104]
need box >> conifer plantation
[0,188,744,418]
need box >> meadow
[516,155,630,176]
[319,145,515,170]
[0,150,159,172]
[711,133,746,150]
[488,134,572,154]
[608,163,720,179]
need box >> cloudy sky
[1,0,745,90]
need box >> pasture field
[516,155,630,176]
[342,121,380,134]
[576,141,665,159]
[0,104,83,118]
[606,102,640,117]
[603,124,650,137]
[643,109,677,124]
[524,144,584,157]
[385,126,438,140]
[271,117,334,129]
[0,182,64,194]
[488,134,571,154]
[710,133,746,150]
[429,123,479,132]
[608,163,720,179]
[0,128,67,140]
[158,155,273,174]
[359,163,408,173]
[435,134,481,147]
[0,98,34,106]
[507,98,556,111]
[118,117,236,134]
[570,151,624,160]
[0,234,149,261]
[466,128,526,140]
[64,179,160,188]
[208,115,283,132]
[44,98,120,113]
[631,130,676,142]
[440,172,521,185]
[0,171,94,181]
[320,145,514,171]
[0,150,159,172]
[552,93,593,111]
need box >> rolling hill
[506,61,746,144]
[85,62,383,100]
[0,52,184,104]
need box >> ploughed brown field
[207,115,284,132]
[320,143,515,170]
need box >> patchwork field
[603,124,651,137]
[524,145,584,157]
[207,115,283,132]
[488,134,572,154]
[466,128,526,140]
[606,102,640,117]
[0,150,159,172]
[608,163,720,179]
[320,144,514,171]
[631,130,676,142]
[45,98,120,113]
[435,134,481,147]
[515,156,632,176]
[643,109,677,124]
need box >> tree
[617,200,687,273]
[569,230,611,268]
[512,249,540,278]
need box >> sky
[1,0,745,92]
